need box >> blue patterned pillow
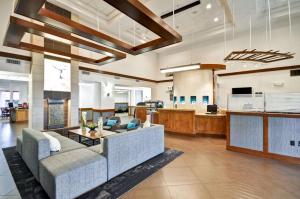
[127,122,136,129]
[107,120,117,126]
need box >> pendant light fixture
[224,0,294,63]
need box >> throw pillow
[127,122,136,129]
[107,119,117,126]
[43,133,61,152]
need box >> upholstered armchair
[103,116,121,131]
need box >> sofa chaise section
[39,148,107,199]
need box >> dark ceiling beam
[79,66,173,83]
[3,16,126,66]
[161,0,201,19]
[0,51,31,61]
[13,0,182,56]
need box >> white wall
[157,17,300,110]
[173,70,213,111]
[79,82,101,108]
[80,52,169,81]
[217,70,300,109]
[153,82,173,108]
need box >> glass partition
[265,93,300,113]
[227,92,300,113]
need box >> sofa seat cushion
[39,148,107,199]
[50,138,86,156]
[88,143,104,154]
[44,131,61,138]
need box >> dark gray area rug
[2,147,182,199]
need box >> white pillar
[28,35,44,130]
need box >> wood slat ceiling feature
[3,16,126,66]
[224,49,294,63]
[13,0,182,56]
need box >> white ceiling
[47,0,300,48]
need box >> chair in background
[103,116,121,131]
[114,118,141,133]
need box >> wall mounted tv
[232,87,252,95]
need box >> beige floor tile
[123,187,172,199]
[161,167,200,186]
[168,184,213,199]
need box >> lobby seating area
[0,0,300,198]
[17,125,164,198]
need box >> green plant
[86,123,98,131]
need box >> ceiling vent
[290,69,300,76]
[6,58,21,65]
[81,71,90,75]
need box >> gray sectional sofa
[17,125,164,199]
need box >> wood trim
[0,51,31,61]
[201,64,226,70]
[227,111,300,164]
[92,109,115,113]
[227,146,266,157]
[218,65,300,77]
[156,79,173,83]
[227,146,300,164]
[226,111,231,148]
[79,66,173,84]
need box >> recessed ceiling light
[206,3,212,10]
[214,17,219,22]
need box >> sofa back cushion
[103,125,164,179]
[22,128,50,181]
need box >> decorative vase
[98,117,103,132]
[143,115,151,128]
[82,112,87,130]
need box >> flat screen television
[232,87,252,95]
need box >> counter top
[158,108,196,112]
[228,111,300,118]
[195,113,226,117]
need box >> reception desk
[227,111,300,164]
[153,109,226,135]
[10,108,28,122]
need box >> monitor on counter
[207,105,217,114]
[232,87,252,95]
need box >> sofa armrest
[22,128,50,181]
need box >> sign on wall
[44,59,71,92]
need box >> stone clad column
[69,13,80,126]
[70,60,79,126]
[28,35,44,130]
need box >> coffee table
[68,128,116,145]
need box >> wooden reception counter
[227,111,300,164]
[152,109,226,135]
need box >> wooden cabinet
[15,109,28,122]
[158,109,195,134]
[135,106,147,123]
[195,114,226,135]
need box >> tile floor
[122,133,300,199]
[1,122,300,199]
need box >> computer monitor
[207,105,217,114]
[8,102,14,108]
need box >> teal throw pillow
[127,122,136,129]
[107,119,117,126]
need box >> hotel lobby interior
[0,0,300,198]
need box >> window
[0,91,11,107]
[13,91,20,101]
